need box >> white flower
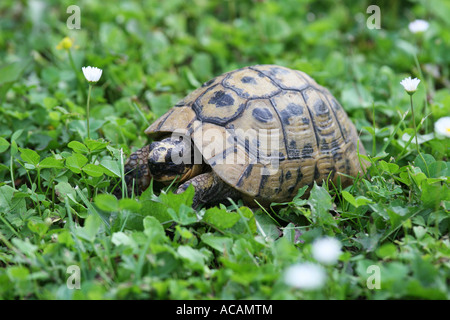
[400,77,420,94]
[82,66,103,83]
[434,117,450,138]
[312,237,342,265]
[408,19,429,33]
[284,262,326,290]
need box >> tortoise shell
[145,65,365,204]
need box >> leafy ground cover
[0,0,449,299]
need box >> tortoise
[124,65,365,208]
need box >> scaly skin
[175,171,240,209]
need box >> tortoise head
[147,135,202,183]
[124,134,202,194]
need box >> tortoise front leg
[175,172,240,209]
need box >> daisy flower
[401,75,428,175]
[434,117,450,138]
[400,77,420,94]
[312,237,342,265]
[81,66,103,139]
[408,19,429,34]
[284,263,326,290]
[82,66,103,83]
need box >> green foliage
[0,0,449,300]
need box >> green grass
[0,0,449,300]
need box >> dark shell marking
[252,107,273,123]
[208,90,235,108]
